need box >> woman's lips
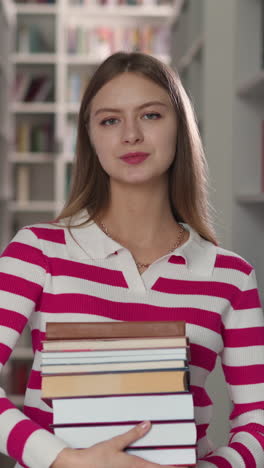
[120,152,150,165]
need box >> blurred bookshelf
[9,0,185,238]
[0,0,16,253]
[1,1,184,465]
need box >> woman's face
[88,72,178,187]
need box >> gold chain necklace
[98,220,185,273]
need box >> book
[41,347,189,365]
[52,393,195,425]
[45,320,186,340]
[42,369,189,398]
[24,76,52,102]
[13,72,31,101]
[42,336,188,352]
[41,359,187,375]
[51,420,197,449]
[126,447,196,465]
[42,320,196,465]
[16,165,30,202]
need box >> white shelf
[66,103,80,114]
[237,70,264,98]
[15,4,58,15]
[12,53,57,64]
[67,4,177,22]
[12,153,55,163]
[236,193,264,203]
[10,347,33,360]
[178,34,204,72]
[12,102,56,114]
[9,201,58,212]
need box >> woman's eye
[143,113,161,120]
[100,118,119,126]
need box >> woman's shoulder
[214,244,254,277]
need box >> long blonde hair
[56,51,217,245]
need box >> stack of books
[41,321,197,466]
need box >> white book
[41,359,186,375]
[53,421,197,449]
[16,166,30,202]
[127,447,196,465]
[42,348,188,364]
[52,393,195,425]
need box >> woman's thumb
[112,421,151,451]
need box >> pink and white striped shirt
[0,210,263,468]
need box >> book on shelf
[66,25,170,57]
[16,165,30,202]
[67,71,89,103]
[24,76,53,102]
[16,24,53,54]
[13,72,54,102]
[16,122,54,153]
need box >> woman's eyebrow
[94,101,168,117]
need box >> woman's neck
[100,181,180,249]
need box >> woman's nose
[121,120,144,144]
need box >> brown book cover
[42,369,189,398]
[46,321,186,341]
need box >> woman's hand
[51,421,187,468]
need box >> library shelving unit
[172,0,264,450]
[233,0,264,293]
[11,0,58,236]
[174,0,264,291]
[172,0,204,132]
[10,0,185,239]
[0,0,16,254]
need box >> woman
[0,52,263,468]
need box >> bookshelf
[172,0,264,450]
[172,0,204,131]
[1,1,185,466]
[233,0,264,290]
[0,0,15,254]
[9,0,185,238]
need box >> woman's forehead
[90,73,172,113]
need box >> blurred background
[0,0,264,466]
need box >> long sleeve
[197,269,264,467]
[0,228,67,468]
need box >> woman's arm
[51,421,189,468]
[197,267,264,467]
[0,227,68,468]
